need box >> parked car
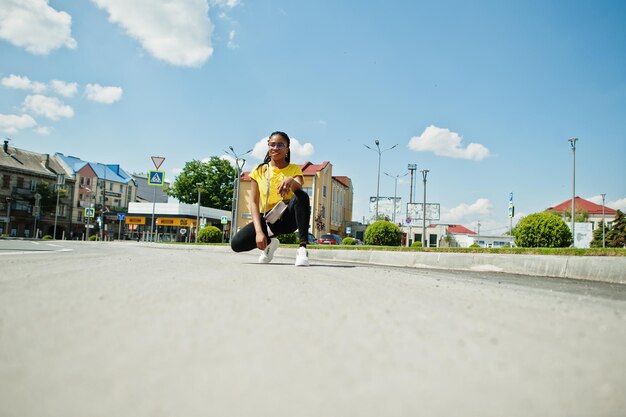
[353,238,364,245]
[318,234,343,245]
[307,233,318,244]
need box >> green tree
[605,210,626,248]
[590,222,610,248]
[167,158,236,211]
[364,220,401,246]
[512,212,572,248]
[34,182,67,216]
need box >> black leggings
[231,189,311,252]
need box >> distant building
[55,153,137,239]
[546,196,618,230]
[238,161,353,238]
[1,140,75,238]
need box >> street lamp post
[601,193,606,248]
[384,171,408,224]
[364,140,398,220]
[225,147,252,240]
[568,138,578,247]
[196,183,202,243]
[421,169,429,247]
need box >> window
[322,185,327,197]
[109,183,114,191]
[2,175,10,189]
[86,177,91,186]
[30,179,37,191]
[17,177,24,188]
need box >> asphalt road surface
[1,240,625,417]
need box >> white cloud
[251,136,315,164]
[22,94,74,120]
[0,113,37,133]
[220,154,236,167]
[50,80,78,97]
[35,126,52,135]
[442,198,493,223]
[227,30,238,48]
[210,0,240,8]
[408,125,491,161]
[85,83,123,104]
[0,0,76,54]
[1,74,47,93]
[91,0,214,67]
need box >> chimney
[44,154,50,168]
[3,140,7,153]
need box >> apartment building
[1,140,75,238]
[55,153,137,238]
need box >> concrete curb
[273,248,626,285]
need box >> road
[1,240,625,417]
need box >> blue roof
[56,153,134,184]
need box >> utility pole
[420,169,429,247]
[225,146,252,239]
[364,140,398,219]
[601,193,606,248]
[568,137,578,247]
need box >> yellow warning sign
[125,216,146,225]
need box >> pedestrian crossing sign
[148,170,165,186]
[84,207,95,218]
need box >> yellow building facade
[237,161,353,239]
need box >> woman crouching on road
[230,131,311,266]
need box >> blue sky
[1,0,625,234]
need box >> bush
[411,241,422,248]
[342,237,355,245]
[197,225,222,243]
[469,243,481,248]
[42,235,52,239]
[276,232,298,244]
[364,221,401,246]
[89,235,98,241]
[513,212,573,248]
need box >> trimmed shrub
[42,235,52,239]
[89,235,98,241]
[342,237,355,245]
[513,212,573,248]
[469,243,481,248]
[364,221,401,246]
[276,233,298,244]
[411,241,422,248]
[197,225,222,243]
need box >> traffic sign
[148,170,165,186]
[151,156,165,170]
[84,208,95,218]
[220,215,228,225]
[117,213,126,221]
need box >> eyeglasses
[268,142,286,150]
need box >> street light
[568,138,578,247]
[196,182,203,243]
[601,193,606,248]
[384,171,408,224]
[364,140,398,219]
[225,146,252,239]
[420,169,429,247]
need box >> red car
[318,234,343,245]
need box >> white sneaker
[258,238,279,263]
[295,246,310,266]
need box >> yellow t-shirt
[249,163,303,212]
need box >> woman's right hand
[256,231,267,249]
